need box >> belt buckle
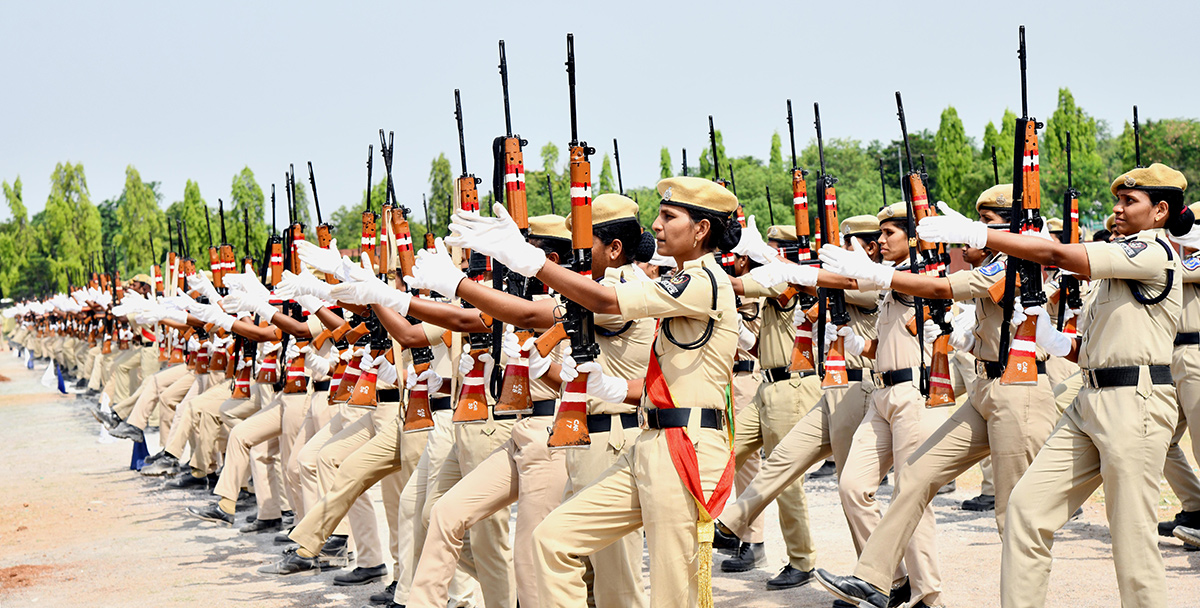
[637,407,649,430]
[1084,369,1097,389]
[872,372,885,389]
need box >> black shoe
[275,528,295,544]
[241,518,283,534]
[1174,525,1200,547]
[282,509,295,526]
[365,603,404,608]
[319,534,350,569]
[140,455,179,477]
[368,580,399,604]
[807,460,837,480]
[961,494,995,512]
[258,547,318,575]
[164,471,211,490]
[334,564,388,586]
[110,421,145,442]
[1159,509,1200,537]
[720,542,766,573]
[144,450,167,465]
[237,489,255,505]
[712,521,741,553]
[936,480,956,495]
[833,602,856,608]
[1071,506,1084,520]
[887,578,911,608]
[186,502,234,526]
[766,564,813,590]
[814,570,887,608]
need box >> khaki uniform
[730,296,765,544]
[1165,250,1200,512]
[534,252,738,608]
[120,363,188,429]
[729,276,819,572]
[720,288,878,547]
[852,253,1058,595]
[1002,230,1181,608]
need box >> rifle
[361,145,379,271]
[784,99,818,373]
[613,138,624,195]
[389,183,439,431]
[451,89,493,424]
[422,195,435,250]
[813,103,849,390]
[998,25,1046,387]
[149,228,163,297]
[765,186,775,227]
[1056,131,1082,341]
[216,199,234,294]
[492,39,537,415]
[545,32,599,449]
[204,202,219,290]
[708,116,725,186]
[1133,105,1142,168]
[682,148,688,177]
[279,164,309,395]
[255,185,285,384]
[178,219,196,296]
[165,219,178,298]
[546,174,556,214]
[896,92,954,405]
[991,146,1000,186]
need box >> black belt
[977,359,1046,380]
[875,367,917,387]
[762,366,816,383]
[642,408,724,431]
[429,396,452,411]
[313,380,331,392]
[377,388,401,403]
[1176,333,1200,346]
[846,368,864,382]
[1083,365,1173,388]
[493,399,556,421]
[587,412,640,433]
[733,360,755,374]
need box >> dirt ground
[2,350,1200,607]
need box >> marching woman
[448,176,740,608]
[919,163,1187,608]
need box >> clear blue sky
[3,0,1195,224]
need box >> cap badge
[1124,176,1137,187]
[663,187,672,201]
[996,195,1007,205]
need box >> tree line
[3,86,1197,300]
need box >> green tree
[228,167,266,263]
[541,142,560,174]
[40,162,101,291]
[1041,88,1107,221]
[115,166,166,274]
[935,106,973,213]
[659,147,672,179]
[598,154,615,194]
[699,130,726,180]
[428,153,454,235]
[769,132,783,171]
[165,179,214,269]
[3,178,26,229]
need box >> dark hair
[880,217,912,237]
[594,219,656,264]
[1141,187,1193,236]
[1092,229,1112,242]
[845,231,882,247]
[683,206,741,252]
[529,237,572,264]
[979,206,1012,223]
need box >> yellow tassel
[697,513,715,608]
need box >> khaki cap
[1105,213,1116,231]
[976,184,1014,212]
[657,176,739,216]
[130,274,152,285]
[766,225,798,243]
[841,215,881,236]
[1110,162,1188,196]
[877,202,909,222]
[529,214,570,242]
[1045,217,1063,232]
[567,194,638,231]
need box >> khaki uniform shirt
[1077,230,1181,369]
[591,264,655,415]
[875,290,930,373]
[947,253,1010,363]
[844,288,881,371]
[1177,251,1200,334]
[735,296,763,365]
[615,253,737,410]
[739,276,792,370]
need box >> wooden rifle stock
[1000,118,1045,387]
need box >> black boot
[887,577,911,608]
[241,518,283,534]
[766,564,813,590]
[807,460,837,480]
[961,494,996,511]
[1159,509,1200,537]
[712,520,741,553]
[164,470,212,490]
[319,534,350,569]
[814,570,887,608]
[258,547,318,575]
[368,581,398,605]
[720,542,766,573]
[185,502,234,525]
[334,564,388,586]
[110,421,145,442]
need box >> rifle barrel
[455,90,469,176]
[1133,105,1142,167]
[308,161,323,225]
[991,146,1000,185]
[566,34,578,145]
[1018,25,1028,118]
[814,102,826,176]
[878,158,887,207]
[613,138,624,195]
[896,92,916,173]
[766,186,775,226]
[499,40,512,137]
[708,115,721,180]
[366,144,374,212]
[787,99,798,169]
[218,198,227,244]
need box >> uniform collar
[603,264,637,282]
[681,252,718,270]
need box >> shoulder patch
[657,273,692,298]
[1184,256,1200,271]
[979,261,1005,277]
[1119,240,1148,258]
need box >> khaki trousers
[411,415,567,608]
[564,422,647,608]
[290,402,402,570]
[88,349,113,391]
[423,418,518,608]
[853,374,1056,593]
[1163,409,1200,512]
[731,372,765,543]
[181,383,235,473]
[122,364,188,428]
[156,371,199,453]
[100,348,140,404]
[979,457,995,496]
[731,373,821,570]
[294,404,366,539]
[388,424,427,583]
[285,390,334,521]
[840,381,945,605]
[1170,345,1200,511]
[723,381,872,542]
[213,391,309,520]
[396,410,478,606]
[534,426,730,608]
[1001,382,1175,608]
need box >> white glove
[294,294,326,314]
[306,349,331,378]
[949,306,976,352]
[823,322,839,350]
[408,238,467,298]
[917,202,989,249]
[748,260,818,288]
[249,300,279,323]
[1027,305,1073,357]
[819,240,894,289]
[838,325,865,357]
[162,308,188,325]
[187,335,200,352]
[405,364,420,390]
[419,369,444,394]
[187,272,220,303]
[329,276,412,315]
[1010,300,1027,327]
[374,355,398,386]
[923,319,941,344]
[446,204,546,277]
[575,360,629,403]
[260,341,282,357]
[524,337,552,380]
[223,272,271,301]
[737,323,756,352]
[276,268,333,302]
[285,341,300,362]
[296,240,345,276]
[457,351,475,378]
[730,216,778,264]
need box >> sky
[3,0,1198,226]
